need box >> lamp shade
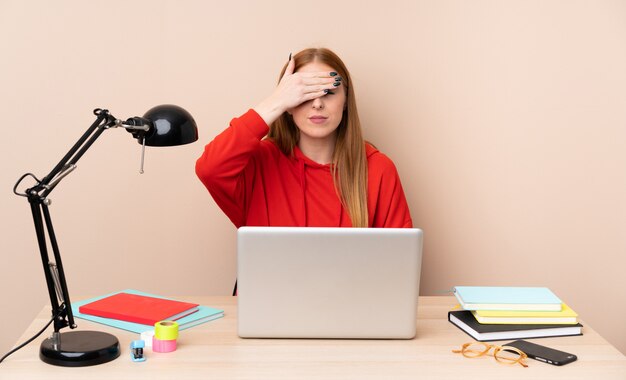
[141,104,198,147]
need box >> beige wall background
[1,0,625,356]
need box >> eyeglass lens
[457,342,525,365]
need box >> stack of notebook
[448,286,583,341]
[73,289,224,333]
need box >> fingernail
[289,53,292,61]
[324,89,330,94]
[333,82,341,87]
[334,76,342,82]
[330,72,338,76]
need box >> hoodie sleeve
[195,109,269,227]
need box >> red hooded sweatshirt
[195,109,413,228]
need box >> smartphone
[504,340,577,366]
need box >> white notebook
[237,227,423,339]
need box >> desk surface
[1,296,624,380]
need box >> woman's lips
[309,116,328,124]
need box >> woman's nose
[311,97,324,109]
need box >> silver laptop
[237,227,423,339]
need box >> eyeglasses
[452,342,528,367]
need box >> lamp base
[40,330,120,367]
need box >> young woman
[196,47,412,228]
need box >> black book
[448,310,583,342]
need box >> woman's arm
[195,110,269,227]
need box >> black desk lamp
[12,105,198,367]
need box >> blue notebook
[71,289,224,333]
[453,286,562,311]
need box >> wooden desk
[1,296,624,379]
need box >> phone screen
[504,340,577,366]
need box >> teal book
[453,286,562,311]
[71,289,224,333]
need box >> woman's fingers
[297,73,342,92]
[301,83,338,95]
[299,89,332,103]
[301,75,338,85]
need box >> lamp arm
[38,109,113,191]
[28,199,75,333]
[19,109,119,334]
